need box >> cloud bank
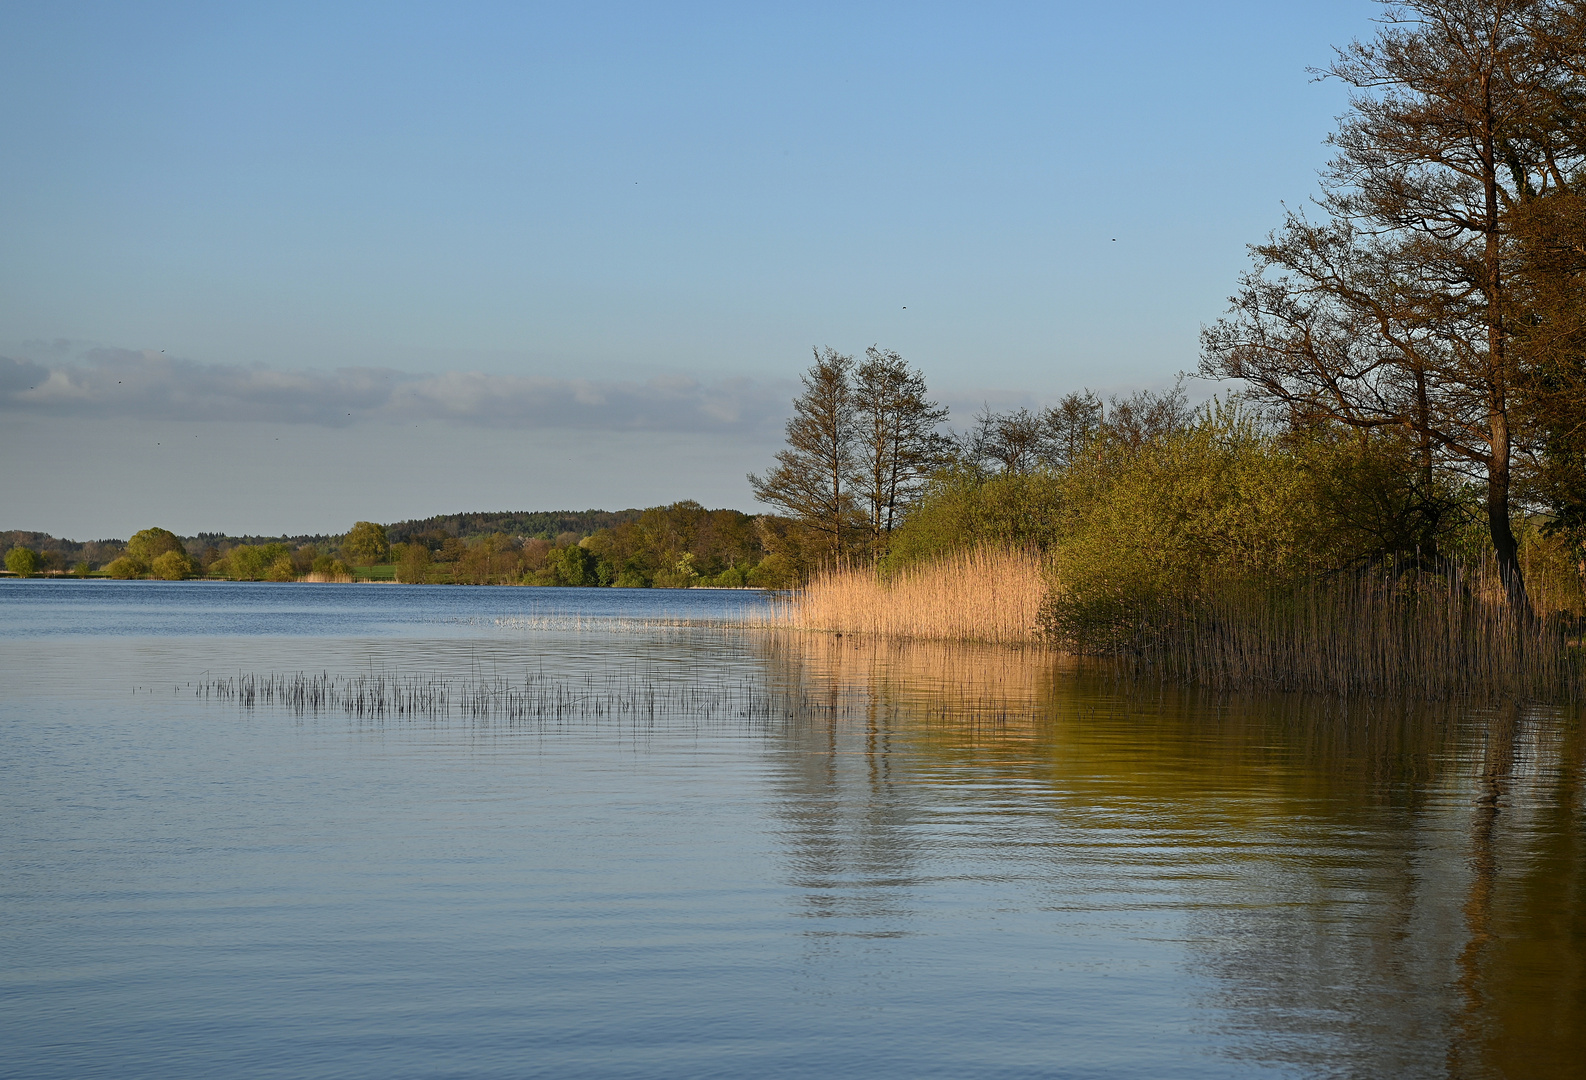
[0,348,790,432]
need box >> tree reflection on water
[756,634,1585,1078]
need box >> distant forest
[385,510,644,546]
[0,502,801,587]
[1,510,648,568]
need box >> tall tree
[1200,0,1585,606]
[852,346,950,549]
[343,521,390,564]
[1041,391,1103,469]
[749,347,859,559]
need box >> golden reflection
[754,632,1586,1077]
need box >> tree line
[753,0,1586,619]
[1197,0,1586,611]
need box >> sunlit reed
[756,547,1048,644]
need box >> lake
[2,580,1581,1079]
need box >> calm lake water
[2,580,1582,1079]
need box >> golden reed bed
[758,548,1584,702]
[757,547,1049,644]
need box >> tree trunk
[1486,409,1530,612]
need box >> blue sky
[1,1,1374,537]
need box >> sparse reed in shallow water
[755,547,1048,644]
[198,669,801,722]
[194,651,1061,729]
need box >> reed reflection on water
[756,634,1586,1079]
[0,582,1581,1078]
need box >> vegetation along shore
[9,2,1586,700]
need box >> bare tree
[1098,383,1193,451]
[1201,0,1586,606]
[1040,390,1103,468]
[968,405,1049,474]
[852,346,951,550]
[749,347,858,559]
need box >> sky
[0,0,1377,539]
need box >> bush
[747,553,798,589]
[127,528,184,564]
[884,468,1067,567]
[265,555,297,582]
[150,550,197,580]
[105,556,147,579]
[222,543,290,580]
[394,544,432,584]
[5,546,40,577]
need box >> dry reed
[199,669,805,723]
[758,547,1049,644]
[1107,560,1586,702]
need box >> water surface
[2,580,1581,1078]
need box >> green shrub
[394,544,432,584]
[150,550,197,580]
[127,528,184,564]
[884,468,1067,567]
[105,556,147,579]
[5,546,40,577]
[223,543,290,580]
[747,553,797,589]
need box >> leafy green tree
[343,521,390,565]
[746,553,798,589]
[549,544,597,586]
[5,546,40,577]
[127,528,184,565]
[652,551,699,589]
[1200,0,1586,606]
[72,561,90,578]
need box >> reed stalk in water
[1066,559,1586,701]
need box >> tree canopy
[343,521,390,565]
[1201,0,1586,606]
[751,345,949,559]
[5,546,40,577]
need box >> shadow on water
[754,633,1586,1080]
